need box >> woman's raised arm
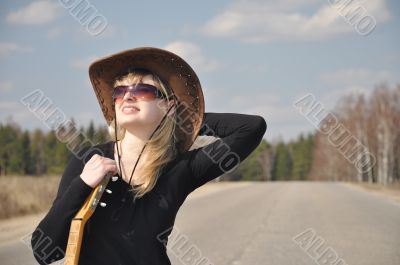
[184,112,267,194]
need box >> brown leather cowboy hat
[88,47,205,154]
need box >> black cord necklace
[111,102,175,216]
[109,86,177,222]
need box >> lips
[122,105,140,113]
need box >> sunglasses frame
[112,83,175,102]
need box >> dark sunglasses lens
[113,86,127,100]
[113,84,165,101]
[133,85,159,99]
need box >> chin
[119,117,140,126]
[120,116,153,128]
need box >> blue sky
[0,0,399,142]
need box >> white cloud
[210,88,303,126]
[75,24,118,40]
[320,86,372,109]
[47,27,63,39]
[318,68,396,109]
[319,68,392,87]
[230,92,281,108]
[318,68,395,111]
[0,81,15,93]
[199,86,322,141]
[71,55,99,69]
[384,52,400,63]
[201,0,391,43]
[0,101,21,111]
[0,42,33,57]
[6,0,62,25]
[164,41,220,73]
[75,111,97,124]
[228,91,316,142]
[0,101,34,124]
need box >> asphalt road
[1,181,399,265]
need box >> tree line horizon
[1,83,399,186]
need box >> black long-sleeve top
[31,112,267,265]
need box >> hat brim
[88,47,205,154]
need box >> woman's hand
[80,154,118,188]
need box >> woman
[31,47,267,265]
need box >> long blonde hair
[107,68,178,200]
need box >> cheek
[123,105,163,122]
[145,104,165,120]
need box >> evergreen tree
[95,125,109,143]
[237,139,268,181]
[291,134,307,180]
[44,131,58,174]
[86,120,95,142]
[272,142,292,180]
[289,133,315,180]
[0,122,23,175]
[21,130,33,175]
[31,129,46,175]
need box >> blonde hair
[107,68,178,200]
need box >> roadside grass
[341,180,400,205]
[0,177,399,220]
[0,175,59,220]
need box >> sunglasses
[112,83,174,102]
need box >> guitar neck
[64,173,112,265]
[64,218,88,265]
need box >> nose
[122,89,137,101]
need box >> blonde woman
[31,47,267,265]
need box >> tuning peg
[112,176,119,182]
[100,202,107,207]
[105,189,112,194]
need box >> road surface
[1,181,399,265]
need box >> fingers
[104,164,118,175]
[90,154,115,164]
[88,154,118,173]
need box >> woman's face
[114,74,175,130]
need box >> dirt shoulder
[2,181,398,246]
[0,212,45,247]
[339,181,400,206]
[0,181,252,246]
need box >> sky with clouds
[0,0,399,142]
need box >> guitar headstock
[90,173,113,209]
[75,172,113,220]
[65,172,115,264]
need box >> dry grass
[1,177,399,220]
[341,181,400,205]
[0,175,60,220]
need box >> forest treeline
[0,116,314,181]
[309,83,400,185]
[0,83,399,185]
[0,119,110,175]
[230,83,400,185]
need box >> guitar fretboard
[65,219,85,265]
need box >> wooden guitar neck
[64,173,112,265]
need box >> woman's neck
[117,128,152,157]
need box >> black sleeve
[31,146,94,265]
[185,112,267,193]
